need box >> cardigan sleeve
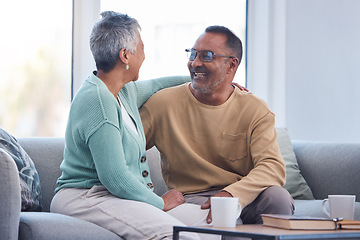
[88,122,165,209]
[134,76,190,108]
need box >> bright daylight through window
[101,0,247,85]
[0,0,72,137]
[1,0,246,137]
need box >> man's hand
[162,189,185,211]
[201,190,233,224]
[232,83,249,92]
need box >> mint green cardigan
[56,72,189,209]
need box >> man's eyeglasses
[185,49,235,63]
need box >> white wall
[248,0,360,143]
[247,0,287,127]
[286,0,360,143]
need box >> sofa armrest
[0,148,21,240]
[19,212,122,240]
[292,141,360,200]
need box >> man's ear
[119,48,129,65]
[228,57,239,74]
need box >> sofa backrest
[18,138,64,212]
[292,140,360,200]
[19,137,360,212]
[146,146,168,196]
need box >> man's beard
[191,77,224,94]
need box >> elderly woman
[50,11,198,240]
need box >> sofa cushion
[0,128,42,211]
[294,200,360,220]
[276,128,314,200]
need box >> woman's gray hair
[90,11,141,72]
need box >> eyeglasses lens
[188,50,197,61]
[199,51,213,62]
[187,50,213,62]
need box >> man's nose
[190,54,203,68]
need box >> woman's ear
[119,48,129,65]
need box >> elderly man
[140,26,294,225]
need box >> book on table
[261,214,360,230]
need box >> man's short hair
[205,25,243,63]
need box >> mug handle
[322,198,330,218]
[236,203,242,218]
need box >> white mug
[322,195,356,220]
[211,197,242,228]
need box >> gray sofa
[1,136,360,240]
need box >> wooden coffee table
[173,224,360,239]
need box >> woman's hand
[162,189,185,211]
[232,83,249,92]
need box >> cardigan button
[140,156,146,163]
[147,183,154,189]
[142,170,149,178]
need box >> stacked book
[261,214,360,230]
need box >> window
[0,0,72,137]
[1,0,246,137]
[100,0,247,85]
